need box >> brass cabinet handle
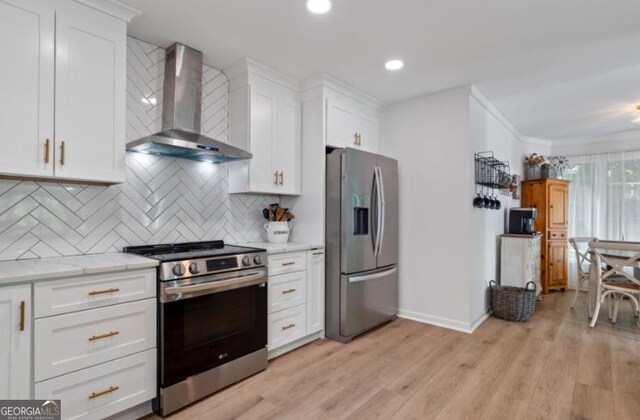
[282,288,296,294]
[88,386,119,400]
[89,331,119,341]
[358,133,362,146]
[19,301,25,332]
[282,323,296,330]
[60,140,65,165]
[88,287,120,296]
[282,262,296,266]
[354,132,359,146]
[312,252,324,256]
[44,139,50,164]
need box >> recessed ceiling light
[307,0,331,14]
[385,59,404,71]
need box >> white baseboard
[104,400,152,420]
[398,309,491,334]
[469,311,491,333]
[268,331,323,360]
[398,310,474,334]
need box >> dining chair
[569,237,595,310]
[589,240,640,328]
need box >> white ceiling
[120,0,640,140]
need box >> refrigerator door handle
[375,166,385,257]
[349,267,398,283]
[371,167,378,254]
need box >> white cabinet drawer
[268,252,306,276]
[268,271,306,314]
[35,299,156,382]
[268,304,306,351]
[35,269,156,318]
[35,349,156,420]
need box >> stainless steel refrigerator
[326,147,398,342]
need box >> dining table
[588,240,640,318]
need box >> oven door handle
[164,272,267,297]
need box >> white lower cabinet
[0,284,32,399]
[268,270,306,313]
[31,268,157,420]
[267,248,325,356]
[35,299,156,382]
[35,349,156,420]
[306,249,325,334]
[267,251,307,276]
[268,305,307,350]
[34,268,156,318]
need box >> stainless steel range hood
[127,43,251,163]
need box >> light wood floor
[152,292,640,420]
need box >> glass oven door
[159,268,267,388]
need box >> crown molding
[224,58,300,92]
[74,0,142,22]
[301,74,386,110]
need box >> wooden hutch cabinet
[521,179,570,293]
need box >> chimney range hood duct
[127,43,251,163]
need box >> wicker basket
[489,281,536,322]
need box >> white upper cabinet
[227,60,301,195]
[326,95,380,154]
[0,0,138,184]
[0,0,55,178]
[54,1,128,183]
[0,284,32,399]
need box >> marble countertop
[0,253,159,286]
[235,242,325,255]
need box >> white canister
[264,221,291,243]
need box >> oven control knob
[172,264,186,277]
[188,262,199,274]
[253,255,262,265]
[242,256,252,267]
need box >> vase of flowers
[524,153,546,180]
[549,156,569,179]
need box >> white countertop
[0,253,159,286]
[235,242,324,255]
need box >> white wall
[382,86,473,331]
[468,90,537,325]
[382,85,551,332]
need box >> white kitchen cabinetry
[306,249,325,334]
[227,60,301,195]
[0,0,138,184]
[0,0,55,178]
[326,96,380,154]
[35,349,156,420]
[32,268,156,418]
[267,248,325,358]
[281,75,384,245]
[0,284,32,399]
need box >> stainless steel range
[124,240,268,416]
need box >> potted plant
[524,153,546,180]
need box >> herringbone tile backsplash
[0,38,277,260]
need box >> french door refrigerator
[326,147,398,342]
